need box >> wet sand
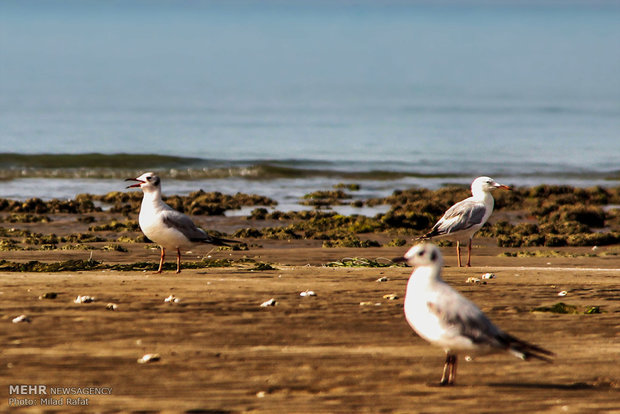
[1,211,620,413]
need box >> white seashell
[74,295,95,304]
[383,293,398,300]
[106,303,118,311]
[376,276,389,282]
[481,273,495,279]
[137,353,160,364]
[300,290,316,297]
[12,314,31,323]
[557,291,568,297]
[466,277,486,284]
[260,298,277,307]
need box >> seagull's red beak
[125,178,145,189]
[497,185,512,191]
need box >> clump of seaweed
[62,233,107,243]
[89,220,140,232]
[324,257,403,268]
[232,228,264,238]
[217,243,249,251]
[0,259,102,272]
[248,208,269,220]
[116,235,149,243]
[0,214,52,223]
[334,183,361,191]
[251,262,276,271]
[23,233,60,246]
[387,238,407,247]
[0,197,101,214]
[0,239,20,251]
[322,236,380,248]
[532,302,604,314]
[61,244,97,251]
[0,257,239,272]
[300,190,352,207]
[103,244,129,252]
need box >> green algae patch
[531,302,604,315]
[334,183,361,191]
[103,244,129,252]
[89,220,139,232]
[585,306,602,314]
[325,257,404,268]
[0,259,102,272]
[387,238,407,247]
[0,214,52,223]
[0,257,240,272]
[322,236,380,248]
[0,239,20,251]
[251,262,276,271]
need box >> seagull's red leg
[176,248,182,274]
[440,353,453,385]
[466,239,472,267]
[456,241,462,267]
[156,247,165,273]
[448,355,458,384]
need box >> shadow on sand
[488,382,616,391]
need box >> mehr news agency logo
[8,384,112,407]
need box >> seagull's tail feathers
[201,235,240,247]
[416,227,440,241]
[499,333,555,363]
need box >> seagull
[126,172,236,273]
[396,243,553,386]
[418,176,510,267]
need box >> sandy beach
[1,209,619,413]
[4,1,620,411]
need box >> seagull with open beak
[126,172,236,273]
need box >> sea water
[1,0,619,208]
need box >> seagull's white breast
[138,197,192,250]
[404,267,481,353]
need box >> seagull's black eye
[430,251,437,261]
[417,251,424,256]
[146,176,152,181]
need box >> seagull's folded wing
[432,200,487,236]
[161,210,208,242]
[427,284,502,346]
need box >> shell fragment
[260,298,277,307]
[164,295,180,303]
[137,353,161,364]
[12,314,31,323]
[74,295,95,304]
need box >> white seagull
[418,176,510,267]
[396,243,553,386]
[126,172,236,273]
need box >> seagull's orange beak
[498,185,512,191]
[125,178,145,189]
